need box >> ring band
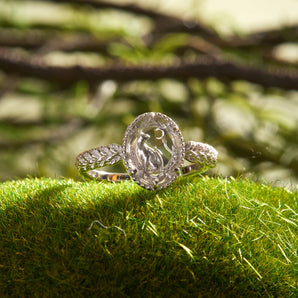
[76,112,218,190]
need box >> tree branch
[31,0,298,48]
[0,48,297,90]
[31,0,218,39]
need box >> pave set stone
[76,144,122,172]
[185,141,218,167]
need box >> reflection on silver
[137,132,164,173]
[155,128,173,154]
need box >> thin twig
[225,25,298,48]
[0,28,52,49]
[0,119,84,150]
[223,137,298,175]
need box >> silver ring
[76,112,218,190]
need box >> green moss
[0,177,297,296]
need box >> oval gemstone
[122,112,185,190]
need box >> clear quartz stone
[123,112,185,190]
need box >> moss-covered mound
[0,177,296,296]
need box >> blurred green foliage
[0,0,298,188]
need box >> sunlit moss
[0,177,296,296]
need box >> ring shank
[83,170,130,182]
[76,141,218,183]
[80,162,213,183]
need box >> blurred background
[0,0,298,189]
